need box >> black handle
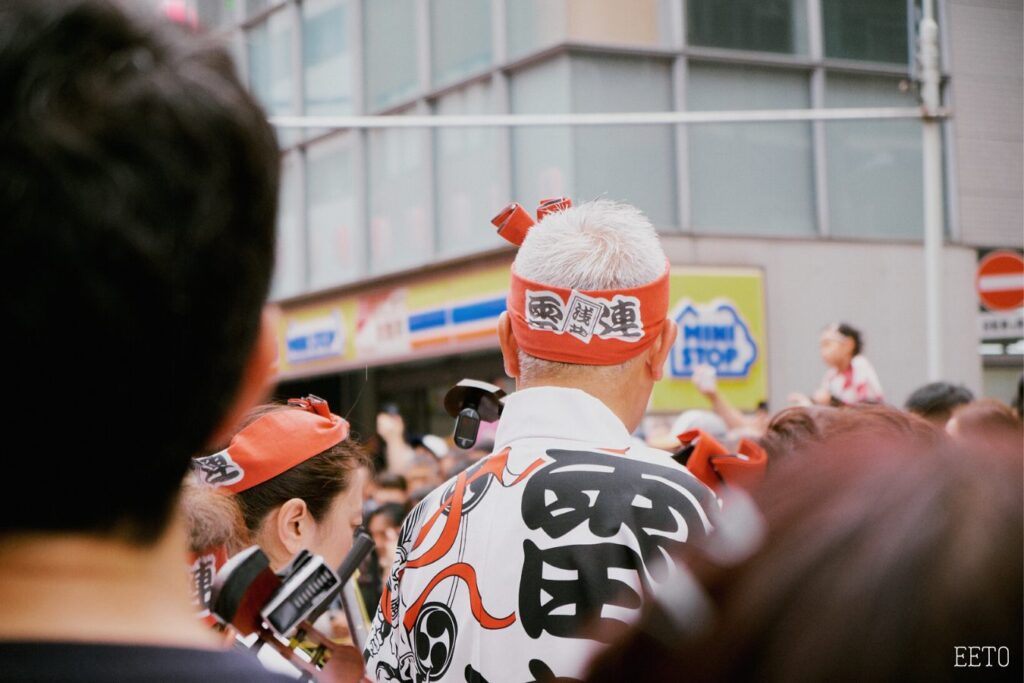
[336,529,374,584]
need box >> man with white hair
[365,199,716,682]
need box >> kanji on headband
[192,395,350,494]
[493,198,671,366]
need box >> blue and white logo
[286,309,346,365]
[669,298,758,378]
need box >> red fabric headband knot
[491,197,572,246]
[192,395,350,493]
[677,429,767,492]
[493,198,671,366]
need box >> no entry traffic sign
[976,251,1024,312]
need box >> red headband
[493,198,671,366]
[192,396,349,494]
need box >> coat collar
[493,386,633,450]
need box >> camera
[210,530,374,677]
[443,379,505,449]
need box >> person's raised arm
[377,412,415,474]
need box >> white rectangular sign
[978,309,1024,341]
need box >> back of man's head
[0,0,279,542]
[512,199,666,381]
[904,381,975,426]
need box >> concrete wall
[983,365,1022,406]
[948,0,1024,247]
[662,235,982,409]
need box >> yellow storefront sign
[652,267,767,412]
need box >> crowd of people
[0,2,1020,682]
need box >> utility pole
[919,0,945,381]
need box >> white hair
[513,199,666,379]
[515,199,665,289]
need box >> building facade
[189,0,1023,435]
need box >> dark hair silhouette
[835,322,863,356]
[1,0,280,542]
[905,382,975,424]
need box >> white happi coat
[365,387,717,683]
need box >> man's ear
[207,306,279,447]
[647,320,678,381]
[497,311,521,379]
[275,498,313,556]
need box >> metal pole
[919,0,945,381]
[268,107,938,130]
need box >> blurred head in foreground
[946,398,1023,458]
[759,403,940,465]
[0,0,283,666]
[588,423,1022,682]
[0,0,280,543]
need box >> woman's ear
[275,497,313,556]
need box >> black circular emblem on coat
[412,601,458,680]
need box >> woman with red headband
[191,396,370,574]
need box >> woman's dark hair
[835,322,863,356]
[231,404,371,534]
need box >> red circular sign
[976,251,1024,311]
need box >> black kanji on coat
[521,449,712,577]
[517,449,714,641]
[519,539,644,642]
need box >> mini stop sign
[976,251,1024,311]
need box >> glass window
[572,55,676,228]
[364,0,418,111]
[435,81,504,258]
[271,152,305,299]
[687,63,816,235]
[825,74,922,238]
[307,135,362,288]
[245,0,270,19]
[506,0,568,61]
[822,0,908,64]
[510,56,573,202]
[368,113,432,274]
[566,0,673,48]
[195,0,234,31]
[303,0,353,116]
[431,0,492,87]
[688,0,807,54]
[247,10,293,116]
